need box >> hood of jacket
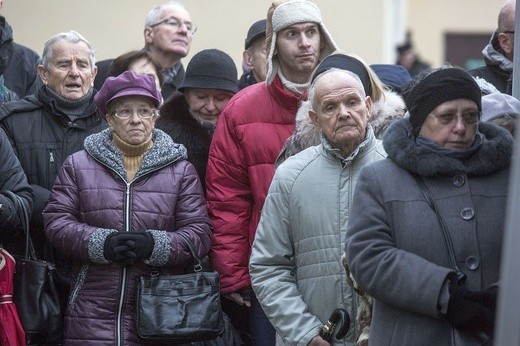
[84,128,187,182]
[383,118,513,177]
[483,30,513,72]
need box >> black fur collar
[383,119,513,177]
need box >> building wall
[3,0,505,72]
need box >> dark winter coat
[0,128,33,256]
[0,16,40,98]
[238,71,259,91]
[43,128,213,345]
[345,119,513,345]
[161,63,185,101]
[156,91,213,193]
[0,86,106,255]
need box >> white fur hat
[265,0,338,85]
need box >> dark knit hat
[405,68,482,134]
[312,54,373,97]
[245,19,267,49]
[94,70,162,118]
[178,49,238,94]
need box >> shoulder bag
[3,190,63,345]
[135,232,225,343]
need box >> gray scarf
[43,86,94,121]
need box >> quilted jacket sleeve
[206,107,252,294]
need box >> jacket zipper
[87,152,175,345]
[115,181,131,346]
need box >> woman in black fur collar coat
[345,67,513,345]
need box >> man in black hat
[238,19,267,90]
[469,0,515,94]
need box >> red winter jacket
[206,76,306,294]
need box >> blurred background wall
[3,0,505,72]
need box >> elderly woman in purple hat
[43,70,212,344]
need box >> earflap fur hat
[265,0,337,85]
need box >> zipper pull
[49,152,55,163]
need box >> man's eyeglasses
[112,108,157,119]
[503,30,515,35]
[428,111,480,126]
[150,17,197,34]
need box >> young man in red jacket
[205,0,337,344]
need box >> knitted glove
[119,232,154,262]
[103,232,136,264]
[446,279,496,336]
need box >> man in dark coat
[156,48,237,194]
[0,0,40,98]
[0,30,105,257]
[469,0,515,94]
[95,2,194,100]
[238,19,267,90]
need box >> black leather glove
[103,232,136,264]
[119,232,154,262]
[446,279,496,336]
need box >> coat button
[452,174,465,187]
[460,207,474,220]
[465,256,480,270]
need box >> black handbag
[135,232,225,343]
[4,190,63,345]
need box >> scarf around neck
[42,86,94,120]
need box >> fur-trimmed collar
[383,119,513,177]
[84,128,187,182]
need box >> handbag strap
[412,175,465,280]
[2,190,37,261]
[177,232,203,272]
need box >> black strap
[177,232,203,272]
[412,175,465,279]
[2,190,37,261]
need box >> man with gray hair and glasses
[0,30,105,260]
[144,1,195,100]
[94,1,195,100]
